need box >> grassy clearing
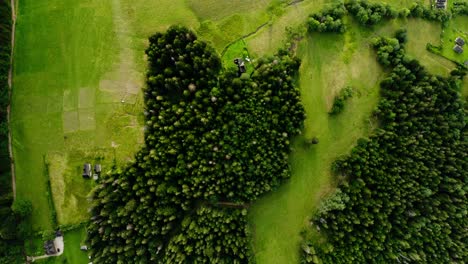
[246,0,326,57]
[248,17,459,264]
[249,25,383,264]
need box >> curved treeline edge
[301,32,467,263]
[0,1,29,263]
[87,26,305,263]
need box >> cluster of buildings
[453,37,465,54]
[83,163,101,180]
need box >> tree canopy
[87,26,305,263]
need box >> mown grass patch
[12,0,143,231]
[440,16,468,64]
[187,0,273,22]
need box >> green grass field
[440,16,468,64]
[249,24,383,264]
[247,17,460,263]
[11,0,465,263]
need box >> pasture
[247,16,460,264]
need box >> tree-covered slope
[303,35,467,263]
[87,26,305,263]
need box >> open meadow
[9,0,465,263]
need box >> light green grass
[248,17,459,264]
[440,16,468,64]
[12,0,146,230]
[61,227,89,264]
[187,0,273,22]
[246,0,326,57]
[249,25,383,264]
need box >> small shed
[81,245,88,251]
[453,45,464,54]
[83,163,92,178]
[455,37,465,46]
[435,0,447,8]
[94,164,101,174]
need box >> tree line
[307,0,452,33]
[86,26,305,263]
[302,31,467,263]
[0,1,31,263]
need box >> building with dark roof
[94,164,101,174]
[453,45,463,54]
[435,0,447,8]
[233,58,247,77]
[83,163,92,178]
[44,240,57,255]
[455,37,465,46]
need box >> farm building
[44,240,56,255]
[455,37,465,46]
[234,58,246,77]
[435,0,447,8]
[94,164,101,174]
[453,45,463,54]
[83,163,92,178]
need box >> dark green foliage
[0,1,23,263]
[87,26,305,263]
[409,2,451,23]
[346,0,398,26]
[303,36,467,263]
[307,3,347,33]
[329,86,353,115]
[452,1,468,16]
[11,198,32,218]
[162,206,251,263]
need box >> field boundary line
[7,0,18,199]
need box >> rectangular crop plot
[79,109,96,131]
[63,111,79,133]
[79,87,96,109]
[63,89,77,112]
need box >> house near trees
[455,37,465,46]
[453,44,463,54]
[44,240,56,255]
[83,163,91,178]
[233,58,246,76]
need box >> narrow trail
[8,0,17,199]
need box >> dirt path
[8,0,17,199]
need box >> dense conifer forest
[302,33,467,263]
[87,26,305,263]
